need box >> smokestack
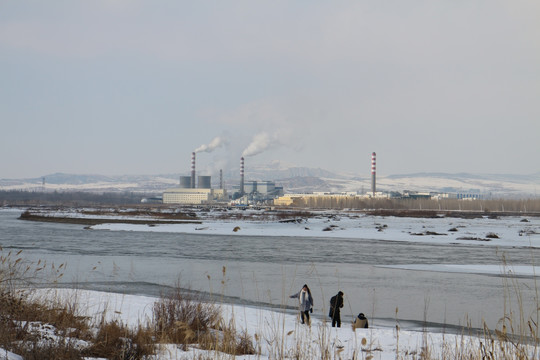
[240,157,245,196]
[371,152,376,196]
[191,152,196,188]
[220,169,223,189]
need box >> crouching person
[352,313,369,330]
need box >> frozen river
[1,208,540,332]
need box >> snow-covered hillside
[1,166,538,198]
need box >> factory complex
[273,190,484,207]
[162,153,284,205]
[161,152,485,206]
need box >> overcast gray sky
[1,1,539,179]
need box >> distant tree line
[0,190,148,206]
[290,196,540,214]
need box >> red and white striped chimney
[371,152,376,196]
[240,157,245,195]
[191,152,196,188]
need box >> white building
[163,188,213,204]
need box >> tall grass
[153,284,221,344]
[0,249,89,359]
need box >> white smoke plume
[242,132,272,157]
[194,136,227,153]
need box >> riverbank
[2,287,538,360]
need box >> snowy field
[1,287,536,360]
[89,210,540,247]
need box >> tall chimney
[240,157,245,196]
[219,169,223,189]
[191,152,196,188]
[371,152,376,196]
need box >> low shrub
[153,285,220,344]
[82,321,154,360]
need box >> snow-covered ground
[91,211,540,254]
[0,287,533,360]
[92,213,539,246]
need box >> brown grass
[152,282,256,356]
[0,290,91,359]
[82,320,154,360]
[0,246,257,359]
[153,285,221,344]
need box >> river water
[1,209,539,333]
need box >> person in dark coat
[290,284,314,325]
[328,291,344,327]
[352,313,369,330]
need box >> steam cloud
[242,132,272,157]
[194,136,227,153]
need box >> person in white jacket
[290,284,314,324]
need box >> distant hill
[31,173,117,185]
[376,172,540,198]
[1,167,538,198]
[0,173,179,193]
[245,163,344,180]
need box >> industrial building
[162,152,228,204]
[274,192,369,206]
[232,180,283,200]
[162,172,227,204]
[231,157,284,202]
[273,190,484,207]
[163,188,214,204]
[163,153,285,205]
[162,188,228,204]
[162,149,490,206]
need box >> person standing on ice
[290,284,313,324]
[329,291,344,327]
